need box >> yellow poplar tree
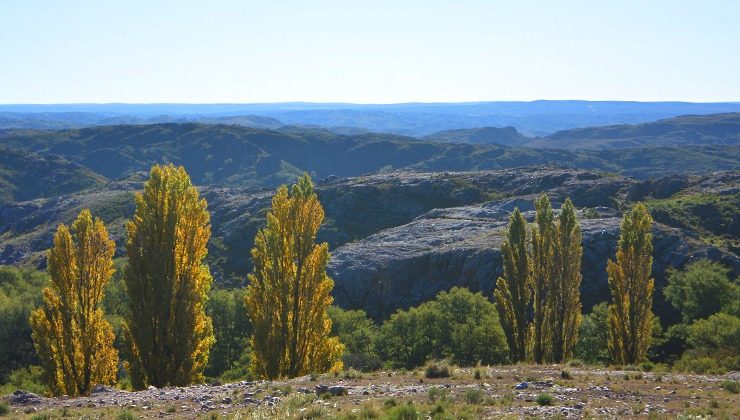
[528,194,555,363]
[607,203,655,364]
[123,164,214,389]
[30,209,118,396]
[245,174,344,379]
[494,208,530,363]
[548,198,583,362]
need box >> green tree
[548,198,583,362]
[528,194,555,363]
[0,267,47,383]
[29,209,118,396]
[123,164,215,389]
[377,287,508,368]
[664,259,738,323]
[574,302,610,364]
[245,174,344,379]
[494,208,530,362]
[327,306,382,371]
[205,288,251,378]
[607,203,655,365]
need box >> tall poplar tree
[494,208,530,363]
[245,174,344,379]
[528,194,555,363]
[123,164,214,389]
[30,209,118,396]
[607,203,655,364]
[548,198,583,362]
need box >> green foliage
[645,192,739,250]
[115,410,136,420]
[462,388,486,404]
[674,312,740,373]
[0,365,48,396]
[529,194,555,364]
[0,402,8,416]
[721,380,739,394]
[535,393,555,406]
[377,287,508,369]
[385,403,420,420]
[328,306,382,371]
[205,287,251,378]
[494,208,530,363]
[574,302,610,364]
[664,259,738,322]
[0,266,46,383]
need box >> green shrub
[116,411,136,420]
[463,388,485,404]
[721,380,739,394]
[674,313,740,373]
[640,361,654,372]
[386,403,419,420]
[560,370,573,379]
[424,361,450,378]
[535,393,555,406]
[427,387,449,403]
[574,303,610,364]
[0,403,9,416]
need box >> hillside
[424,126,530,146]
[531,113,740,149]
[1,124,739,193]
[0,146,106,203]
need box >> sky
[1,0,739,104]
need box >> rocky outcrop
[328,199,739,321]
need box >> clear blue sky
[1,0,738,103]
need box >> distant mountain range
[425,113,740,149]
[2,100,740,136]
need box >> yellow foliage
[245,174,344,379]
[123,164,214,389]
[30,209,118,396]
[607,203,655,364]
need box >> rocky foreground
[4,366,739,419]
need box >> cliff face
[1,167,737,322]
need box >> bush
[424,361,450,378]
[0,365,47,396]
[463,388,485,404]
[385,403,419,420]
[0,403,9,416]
[560,370,573,379]
[115,411,136,420]
[674,312,740,373]
[427,387,449,403]
[377,287,508,369]
[721,380,739,394]
[535,393,555,406]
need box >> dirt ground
[3,364,739,419]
